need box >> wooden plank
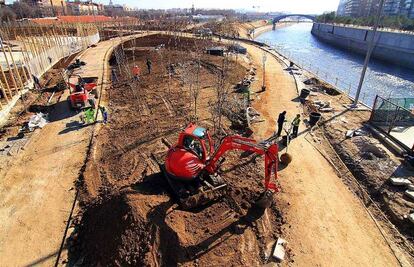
[8,46,25,93]
[0,65,12,99]
[0,40,19,95]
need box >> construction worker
[146,58,152,74]
[99,106,108,124]
[291,114,301,138]
[83,108,95,124]
[276,111,287,137]
[111,69,118,82]
[132,65,141,81]
[32,75,41,90]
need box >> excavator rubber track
[159,164,228,210]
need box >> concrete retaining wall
[311,23,414,70]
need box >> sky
[99,0,340,14]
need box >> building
[0,0,5,6]
[337,0,379,17]
[342,0,360,17]
[382,0,414,18]
[104,0,132,15]
[409,1,414,18]
[337,0,348,16]
[398,0,414,18]
[340,0,378,18]
[206,47,225,56]
[25,0,67,16]
[383,0,402,16]
[66,1,103,15]
[342,0,365,17]
[338,0,414,18]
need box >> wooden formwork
[0,22,101,113]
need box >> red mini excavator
[67,75,99,109]
[161,123,280,209]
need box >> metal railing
[328,23,414,36]
[261,41,374,106]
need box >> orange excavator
[159,123,280,209]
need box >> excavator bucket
[159,164,228,210]
[254,190,274,209]
[180,184,227,210]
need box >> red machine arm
[205,136,279,191]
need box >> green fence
[370,95,414,152]
[388,97,414,111]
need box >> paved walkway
[0,33,145,267]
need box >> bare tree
[210,56,231,137]
[182,59,198,121]
[12,1,34,19]
[0,7,17,23]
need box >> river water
[255,23,414,107]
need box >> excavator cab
[178,124,213,162]
[183,136,203,159]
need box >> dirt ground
[0,59,91,266]
[69,34,286,266]
[3,28,411,266]
[0,33,147,266]
[242,42,407,266]
[0,54,80,199]
[294,73,414,260]
[235,20,269,39]
[62,31,414,266]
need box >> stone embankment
[311,23,414,70]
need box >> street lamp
[262,50,267,91]
[352,0,385,108]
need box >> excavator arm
[205,136,279,192]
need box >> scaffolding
[0,22,99,121]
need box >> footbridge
[272,14,316,30]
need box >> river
[255,23,414,107]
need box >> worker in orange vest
[132,65,141,81]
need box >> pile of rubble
[235,67,257,93]
[389,177,414,224]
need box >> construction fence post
[369,96,376,122]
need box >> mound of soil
[303,77,340,96]
[70,192,154,266]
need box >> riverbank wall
[311,23,414,70]
[243,22,294,40]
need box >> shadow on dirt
[48,100,79,122]
[134,173,267,265]
[183,205,266,262]
[68,170,269,266]
[58,121,88,135]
